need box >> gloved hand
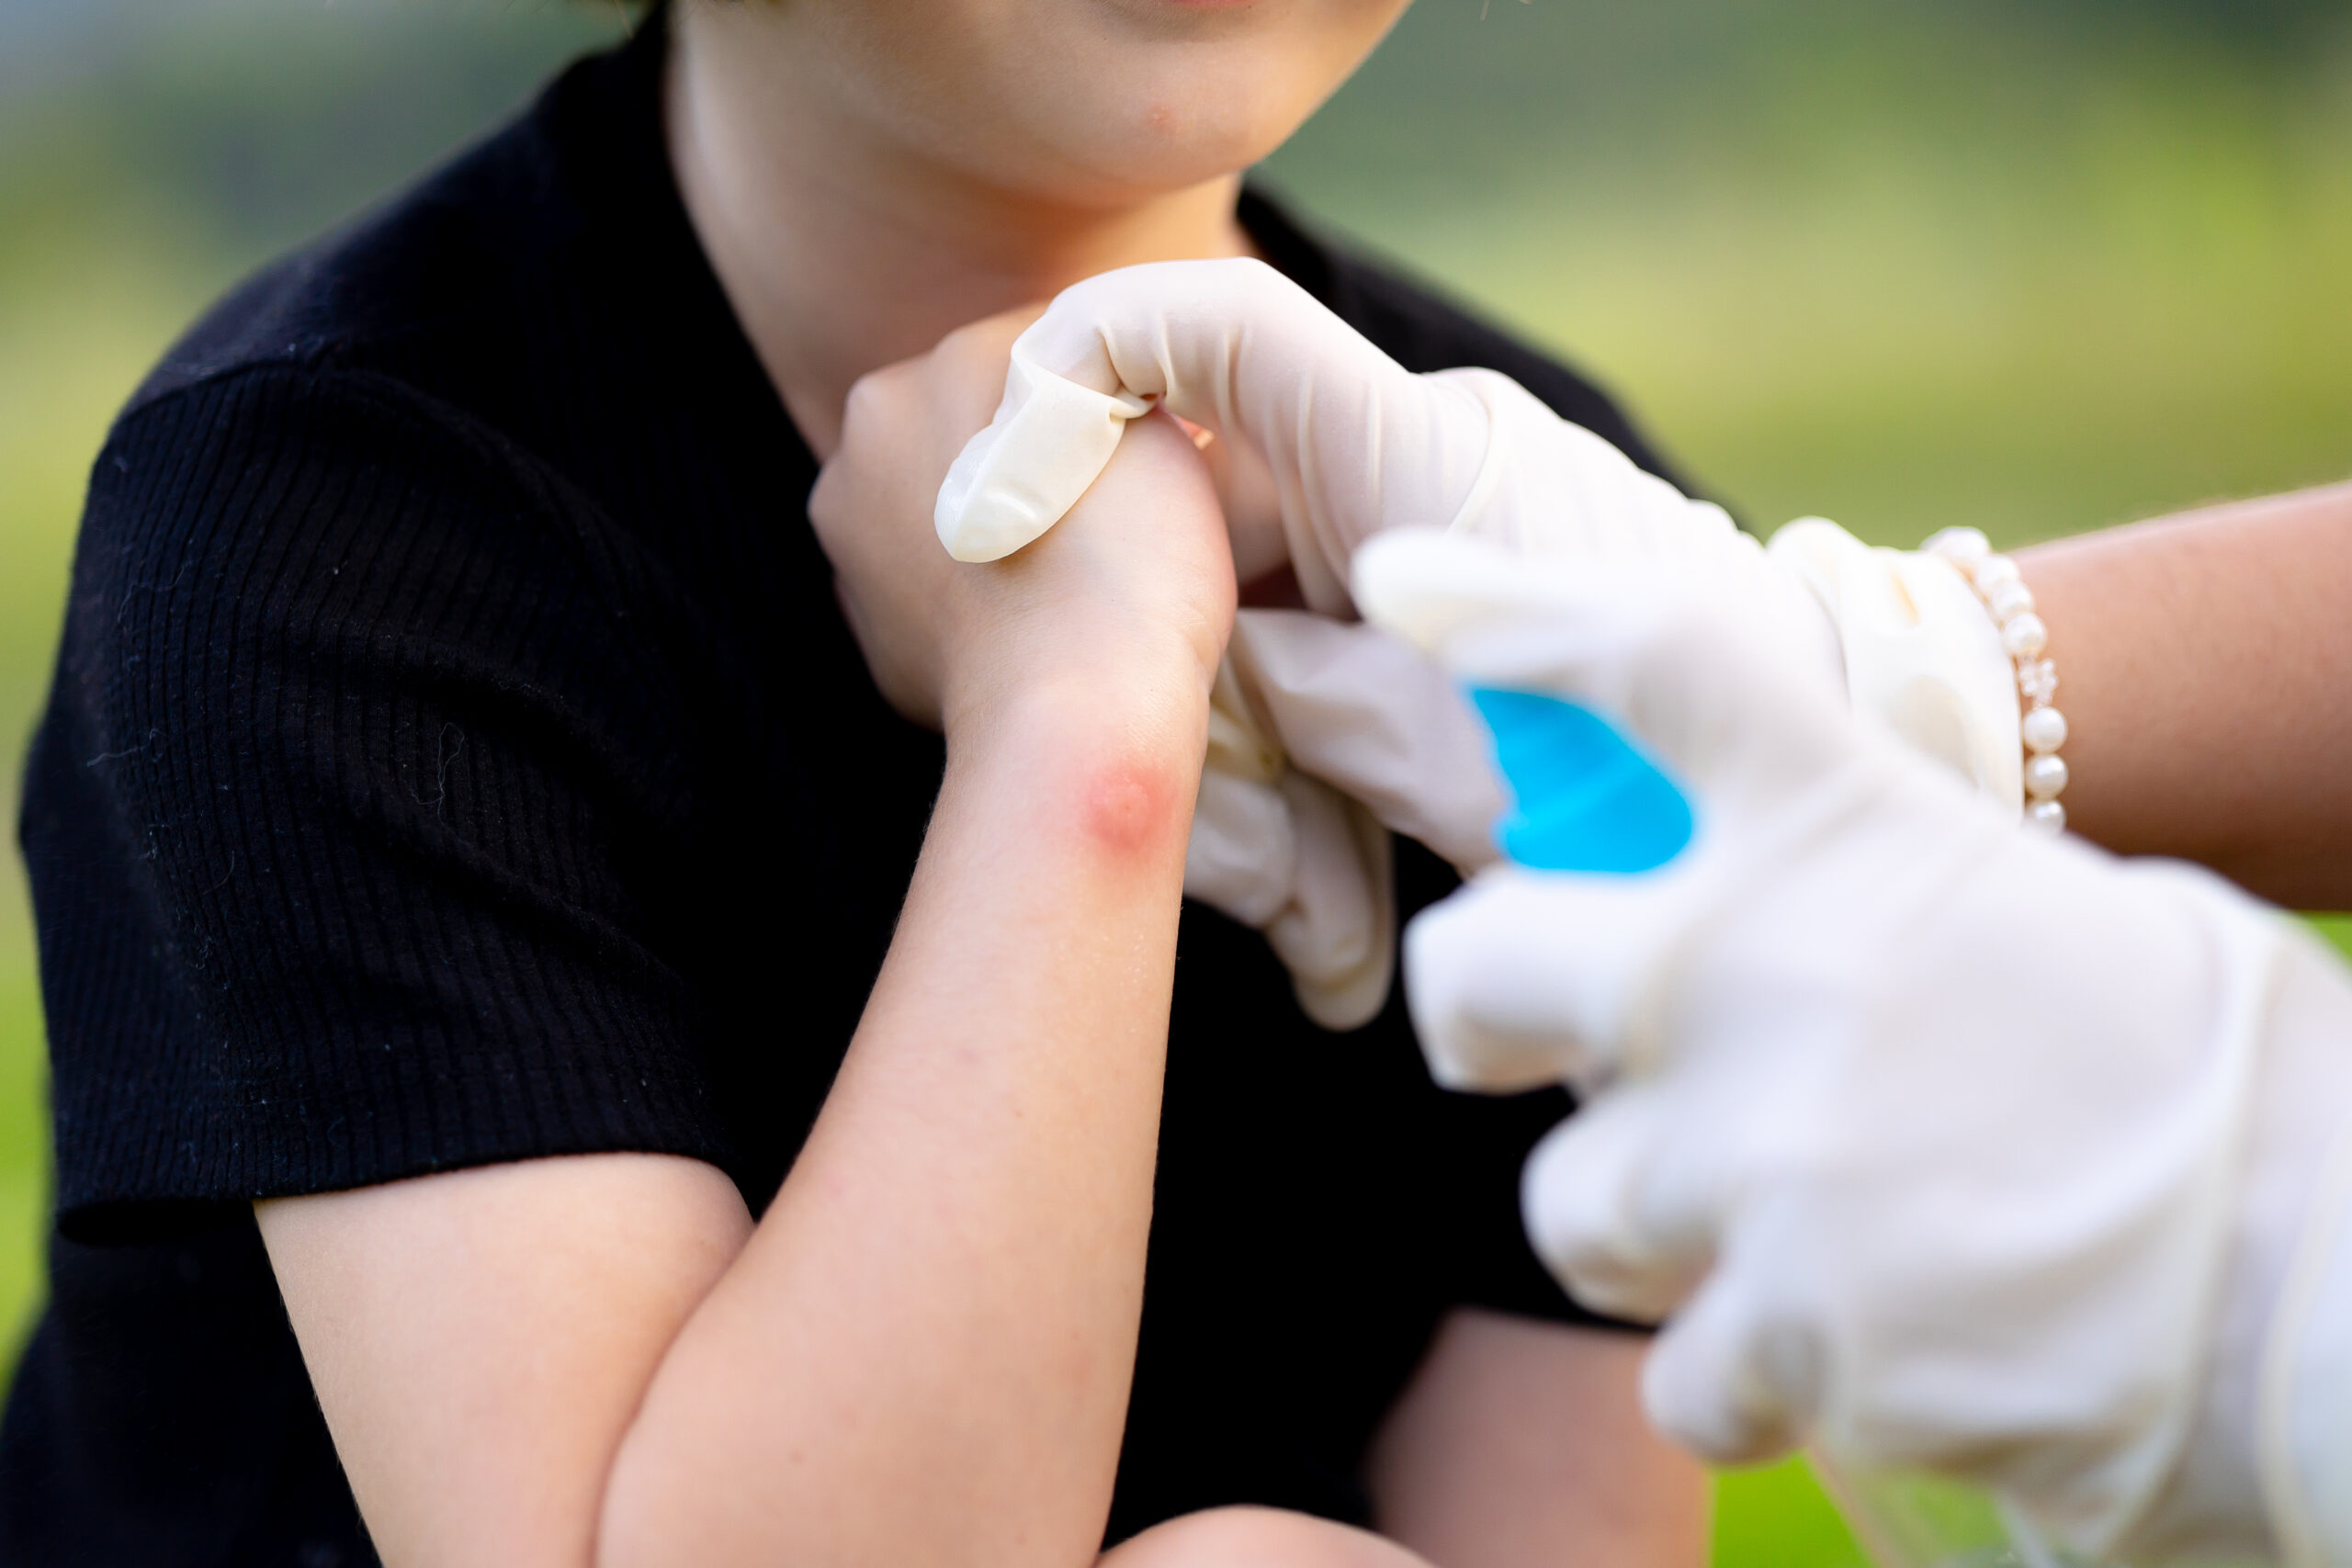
[935,258,1766,612]
[1356,527,2352,1564]
[1187,610,1505,1027]
[934,258,1837,1027]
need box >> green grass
[0,972,40,1365]
[1716,1459,1871,1568]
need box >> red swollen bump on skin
[1079,758,1183,859]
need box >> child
[3,3,1705,1562]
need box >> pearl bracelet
[1922,527,2069,833]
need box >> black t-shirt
[4,17,1690,1567]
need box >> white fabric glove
[1765,518,2021,811]
[1355,527,2352,1564]
[934,258,1813,1027]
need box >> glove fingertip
[933,360,1144,561]
[1642,1282,1814,1467]
[1351,528,1524,654]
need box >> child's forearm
[599,663,1205,1568]
[261,659,1208,1568]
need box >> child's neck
[666,6,1255,458]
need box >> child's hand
[811,313,1235,737]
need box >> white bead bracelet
[1922,527,2070,833]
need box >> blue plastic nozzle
[1466,687,1694,874]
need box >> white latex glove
[1187,611,1507,1028]
[934,258,1763,611]
[935,257,1826,1028]
[1357,527,2352,1565]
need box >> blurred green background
[0,1,2346,1562]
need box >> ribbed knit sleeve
[25,364,733,1236]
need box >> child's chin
[1078,97,1297,188]
[978,119,1280,208]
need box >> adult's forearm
[600,667,1207,1568]
[2018,480,2352,908]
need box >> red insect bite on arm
[1074,753,1190,863]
